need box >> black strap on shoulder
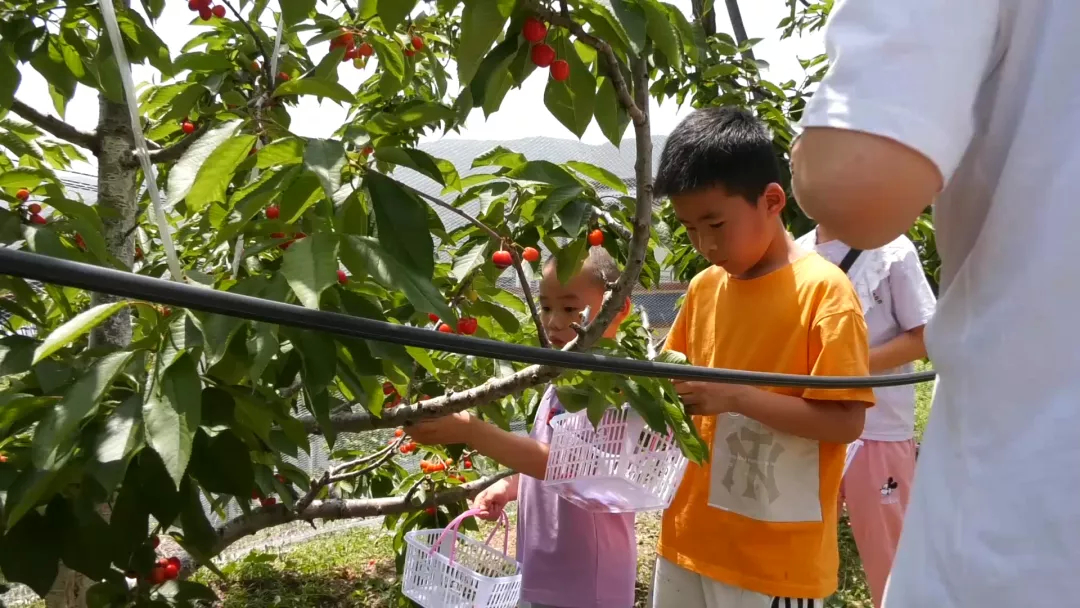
[838,248,863,274]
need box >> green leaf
[451,243,487,282]
[566,161,628,193]
[185,134,257,213]
[256,137,305,168]
[0,52,20,111]
[653,349,688,365]
[369,34,405,84]
[703,63,739,79]
[304,138,346,201]
[365,101,455,135]
[32,351,136,471]
[165,120,242,209]
[508,161,580,187]
[375,147,459,188]
[0,510,61,596]
[143,353,202,488]
[178,477,217,556]
[554,238,588,285]
[543,36,597,138]
[379,0,418,29]
[281,0,315,26]
[472,146,526,170]
[611,0,648,54]
[470,300,520,334]
[343,235,454,324]
[173,52,233,73]
[51,497,114,581]
[0,394,55,439]
[189,430,254,496]
[90,395,144,495]
[32,301,128,364]
[405,346,438,377]
[639,0,682,70]
[302,388,335,449]
[273,77,355,104]
[594,76,631,148]
[556,199,591,237]
[282,232,340,309]
[458,0,514,86]
[278,171,324,223]
[365,172,435,278]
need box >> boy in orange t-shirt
[650,107,876,608]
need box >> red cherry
[411,36,424,50]
[167,557,181,569]
[275,474,286,483]
[492,250,513,269]
[30,214,46,225]
[161,307,172,317]
[151,536,160,549]
[260,497,277,507]
[394,428,404,438]
[279,239,294,250]
[342,48,357,61]
[251,489,261,500]
[522,246,540,263]
[136,246,143,258]
[295,231,307,239]
[212,4,226,18]
[551,59,570,82]
[15,188,29,201]
[403,49,416,57]
[75,234,85,249]
[531,44,555,68]
[361,146,374,156]
[277,71,290,82]
[150,565,167,585]
[187,0,200,10]
[437,323,454,334]
[356,42,374,58]
[27,203,41,214]
[337,269,348,285]
[164,562,180,580]
[266,205,280,219]
[588,229,604,247]
[463,458,472,469]
[0,454,8,463]
[383,381,396,395]
[425,507,436,515]
[251,61,260,72]
[428,313,440,323]
[181,120,196,134]
[522,17,548,43]
[458,317,478,335]
[420,460,430,474]
[339,32,355,47]
[199,7,212,20]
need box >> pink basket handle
[429,507,510,565]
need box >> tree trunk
[45,98,137,608]
[723,0,756,58]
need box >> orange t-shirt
[660,253,875,599]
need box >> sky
[13,0,824,171]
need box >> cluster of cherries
[331,31,374,61]
[491,231,602,271]
[251,474,287,507]
[128,536,182,585]
[13,189,46,225]
[522,17,569,81]
[428,313,479,335]
[186,0,226,21]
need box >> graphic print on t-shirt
[708,414,822,523]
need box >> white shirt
[800,1,1080,606]
[795,230,936,441]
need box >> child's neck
[736,221,803,280]
[816,224,837,244]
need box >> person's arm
[406,412,550,479]
[675,381,866,443]
[792,0,1000,248]
[870,325,927,373]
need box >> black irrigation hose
[0,248,936,389]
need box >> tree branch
[210,470,514,557]
[400,175,502,242]
[145,123,210,165]
[221,0,274,85]
[9,99,99,154]
[508,247,550,349]
[532,3,646,127]
[724,0,756,60]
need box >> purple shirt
[516,387,637,607]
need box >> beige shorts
[650,556,825,608]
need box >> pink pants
[839,439,916,608]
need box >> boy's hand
[471,483,512,521]
[406,411,476,446]
[673,380,752,416]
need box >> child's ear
[762,183,787,217]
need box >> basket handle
[429,508,511,564]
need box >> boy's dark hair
[653,106,781,202]
[544,246,620,286]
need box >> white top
[800,1,1080,606]
[795,230,936,441]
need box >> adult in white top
[791,1,1080,607]
[797,227,936,608]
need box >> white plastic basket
[402,508,522,608]
[543,405,689,513]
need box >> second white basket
[402,508,522,608]
[543,405,689,513]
